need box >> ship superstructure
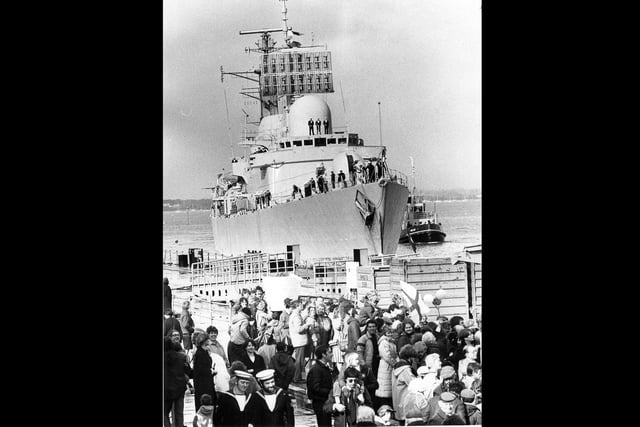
[209,0,409,263]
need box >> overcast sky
[164,0,481,199]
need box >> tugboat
[399,195,447,244]
[207,0,410,263]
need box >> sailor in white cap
[252,369,295,426]
[213,370,258,427]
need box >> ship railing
[368,254,395,266]
[387,168,408,186]
[190,251,296,299]
[163,249,212,266]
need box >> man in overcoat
[306,345,336,427]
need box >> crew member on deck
[308,118,315,135]
[338,170,346,188]
[330,171,336,189]
[213,370,258,427]
[316,118,322,135]
[323,119,329,134]
[253,369,295,427]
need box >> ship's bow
[381,181,410,254]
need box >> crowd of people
[164,279,482,426]
[292,159,387,201]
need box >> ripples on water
[163,199,481,259]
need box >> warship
[207,0,410,263]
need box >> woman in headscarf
[193,333,217,411]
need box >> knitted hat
[376,405,395,417]
[356,405,376,423]
[440,366,455,379]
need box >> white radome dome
[332,150,362,175]
[288,95,332,136]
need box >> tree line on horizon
[163,189,480,211]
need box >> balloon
[435,288,447,299]
[422,293,434,304]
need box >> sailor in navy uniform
[253,369,295,427]
[308,118,315,135]
[213,370,258,427]
[316,118,322,134]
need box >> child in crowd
[192,394,214,427]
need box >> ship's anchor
[355,190,376,228]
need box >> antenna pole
[223,88,234,157]
[340,81,348,132]
[378,101,383,145]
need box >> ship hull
[211,182,409,261]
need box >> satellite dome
[288,95,332,136]
[332,150,363,175]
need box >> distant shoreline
[162,196,480,212]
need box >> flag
[399,280,429,319]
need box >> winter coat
[317,315,334,348]
[356,301,376,325]
[465,403,482,425]
[278,310,291,344]
[289,311,309,348]
[396,333,414,354]
[164,347,192,400]
[229,312,251,345]
[323,383,373,427]
[180,309,195,335]
[239,352,267,377]
[347,316,361,352]
[164,316,182,337]
[164,283,172,313]
[334,365,379,402]
[357,333,378,369]
[193,347,216,409]
[306,360,336,402]
[271,351,296,390]
[375,336,398,398]
[391,362,417,420]
[257,343,277,369]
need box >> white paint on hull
[212,182,408,261]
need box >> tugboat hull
[399,225,446,244]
